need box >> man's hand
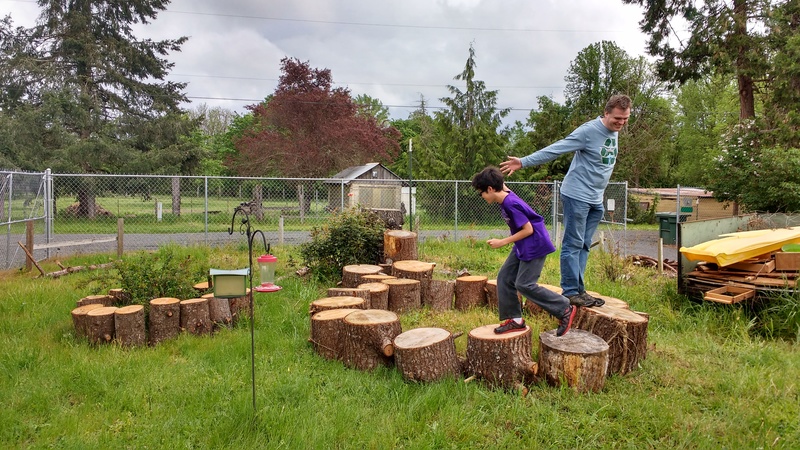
[499,157,522,176]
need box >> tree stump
[341,309,402,371]
[538,329,609,393]
[309,308,361,361]
[108,288,132,305]
[384,229,418,263]
[149,297,181,345]
[342,264,384,288]
[394,327,461,382]
[86,306,118,344]
[427,279,454,311]
[485,279,499,310]
[573,305,649,376]
[357,282,390,311]
[585,290,630,309]
[229,289,252,325]
[392,260,434,305]
[327,287,372,308]
[309,296,366,316]
[465,324,537,390]
[180,298,212,335]
[454,275,488,310]
[202,293,232,328]
[115,305,146,347]
[193,281,210,295]
[382,278,421,313]
[360,274,396,283]
[77,294,114,307]
[71,304,104,339]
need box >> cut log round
[77,294,114,308]
[201,293,232,328]
[394,327,461,382]
[538,329,609,393]
[86,306,118,344]
[465,324,536,390]
[485,279,499,310]
[108,288,132,305]
[149,297,181,345]
[360,274,396,283]
[382,278,421,313]
[585,290,630,309]
[357,282,390,311]
[384,229,418,263]
[327,287,372,309]
[341,309,402,371]
[392,260,434,305]
[193,281,210,294]
[180,298,212,335]
[573,305,648,376]
[309,296,366,316]
[71,304,104,339]
[454,275,488,310]
[228,288,252,325]
[309,308,361,360]
[342,264,384,288]
[427,279,454,311]
[115,305,146,347]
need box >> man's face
[602,107,630,132]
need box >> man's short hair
[471,166,504,192]
[605,94,632,113]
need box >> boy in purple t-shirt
[472,167,576,336]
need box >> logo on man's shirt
[600,138,617,165]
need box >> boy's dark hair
[471,166,505,192]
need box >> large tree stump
[342,264,384,288]
[538,329,609,393]
[193,281,210,295]
[71,304,104,339]
[180,298,212,335]
[309,308,361,360]
[327,287,372,308]
[228,289,252,325]
[357,282,390,311]
[382,278,421,313]
[585,290,630,309]
[108,288,132,305]
[427,279,454,311]
[384,230,418,263]
[394,327,461,382]
[202,293,232,328]
[77,294,114,307]
[149,297,181,345]
[465,324,537,390]
[361,274,396,283]
[392,260,434,305]
[310,296,366,315]
[485,279,499,310]
[573,305,648,376]
[86,306,118,344]
[454,275,488,310]
[115,305,146,347]
[341,309,402,371]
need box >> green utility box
[656,212,689,245]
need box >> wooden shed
[629,187,735,222]
[326,163,405,226]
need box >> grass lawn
[1,240,798,449]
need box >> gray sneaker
[567,294,595,307]
[579,292,605,307]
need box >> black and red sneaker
[556,305,577,337]
[494,319,526,334]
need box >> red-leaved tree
[232,58,401,178]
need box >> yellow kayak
[680,226,800,267]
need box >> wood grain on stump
[573,305,648,376]
[392,260,434,306]
[394,327,460,382]
[180,298,212,335]
[115,305,146,347]
[427,279,454,311]
[341,309,402,371]
[201,293,232,327]
[108,288,132,305]
[342,264,384,288]
[360,274,396,283]
[485,279,499,310]
[193,281,210,294]
[357,282,390,311]
[538,329,609,393]
[585,290,630,309]
[382,278,421,313]
[86,306,118,344]
[309,308,360,360]
[77,294,114,307]
[149,297,181,345]
[309,296,366,316]
[327,287,372,309]
[71,304,103,339]
[454,275,488,310]
[384,229,418,263]
[465,324,536,390]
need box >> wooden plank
[728,259,775,273]
[704,286,755,304]
[687,271,796,288]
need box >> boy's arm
[487,222,533,249]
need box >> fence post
[454,180,459,242]
[25,220,34,272]
[204,176,209,242]
[117,218,124,259]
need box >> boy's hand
[487,238,505,249]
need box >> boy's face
[478,186,499,204]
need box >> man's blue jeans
[560,194,604,297]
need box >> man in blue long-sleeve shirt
[500,94,631,307]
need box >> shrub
[116,244,209,304]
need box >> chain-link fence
[2,170,634,269]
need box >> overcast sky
[3,0,650,125]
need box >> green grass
[1,241,797,449]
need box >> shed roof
[328,163,402,182]
[629,187,714,198]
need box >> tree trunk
[309,296,366,316]
[427,279,454,311]
[360,274,396,283]
[538,329,609,393]
[465,324,537,390]
[71,304,104,339]
[86,306,118,344]
[394,327,461,382]
[77,185,96,219]
[356,282,390,311]
[382,278,421,313]
[77,294,114,307]
[252,184,264,220]
[228,289,252,325]
[309,308,361,361]
[341,309,402,371]
[485,279,499,310]
[384,230,418,263]
[392,259,434,304]
[734,0,756,120]
[573,305,649,376]
[115,305,146,347]
[202,293,232,328]
[171,177,181,217]
[327,287,372,309]
[180,298,211,335]
[342,264,385,288]
[149,297,181,345]
[454,275,488,310]
[108,288,131,305]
